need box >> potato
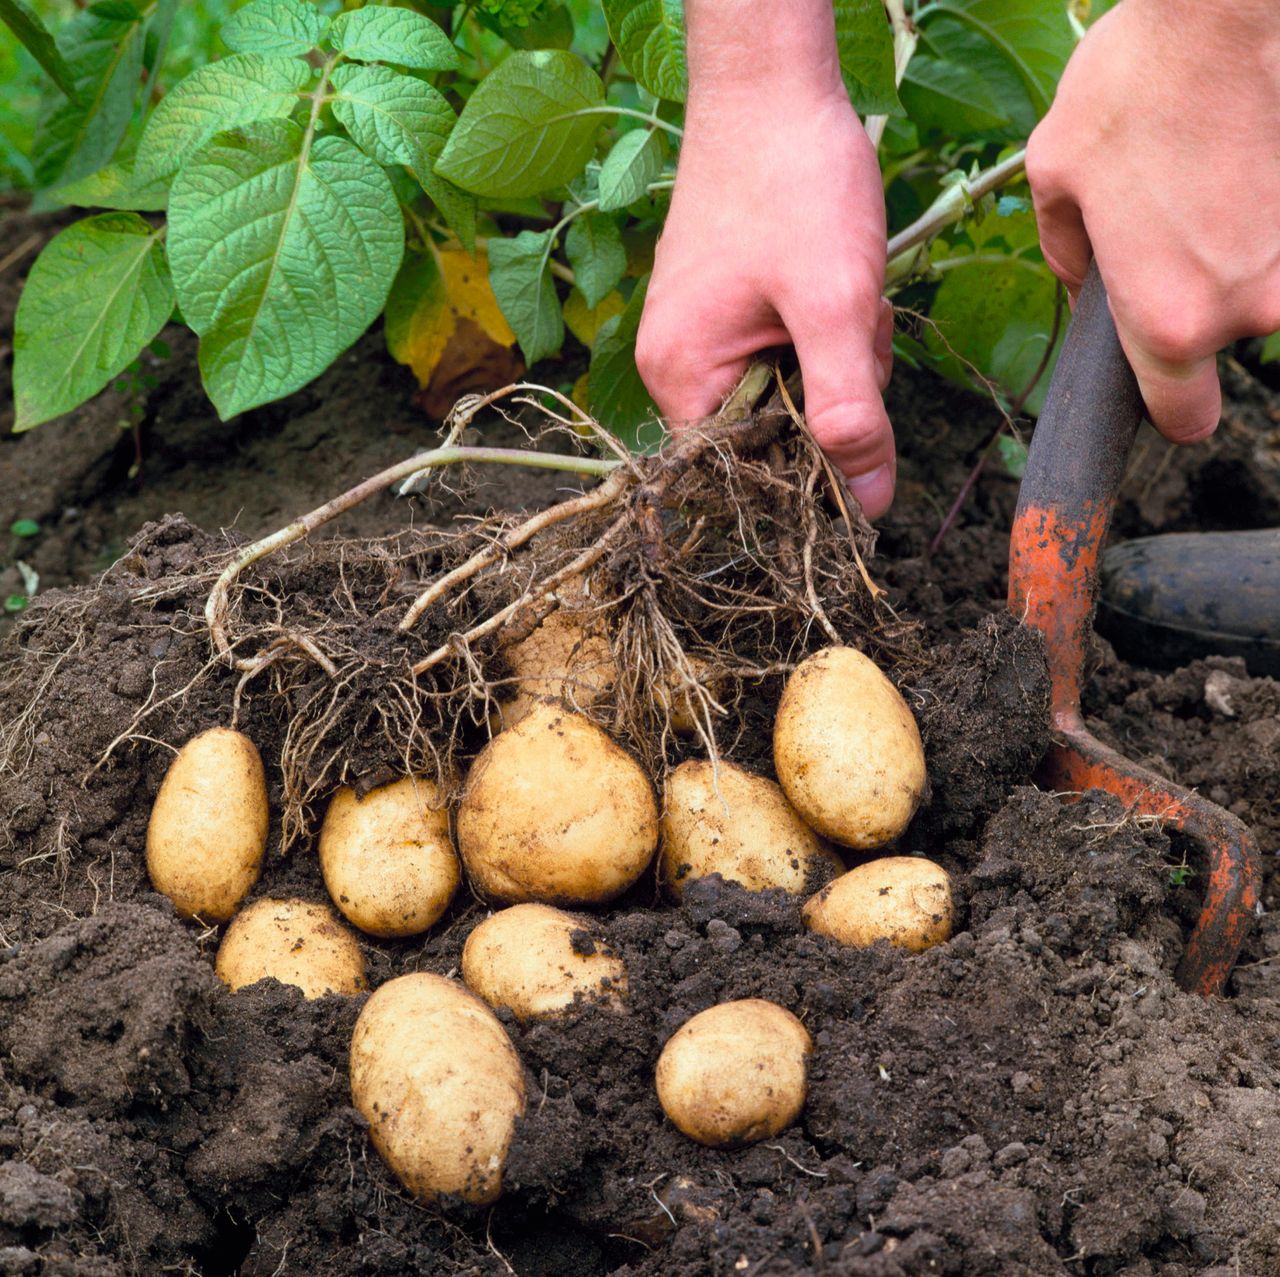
[462,903,627,1019]
[773,646,926,850]
[349,973,526,1204]
[803,856,953,953]
[215,898,367,998]
[457,702,658,905]
[660,760,842,898]
[654,656,725,736]
[500,608,616,728]
[146,726,268,922]
[656,999,811,1148]
[318,777,459,938]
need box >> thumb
[1112,310,1222,445]
[784,297,897,519]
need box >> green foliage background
[0,0,1139,445]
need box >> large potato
[803,856,953,953]
[656,999,811,1148]
[319,777,459,938]
[350,973,526,1204]
[500,608,616,728]
[462,903,627,1019]
[457,702,658,905]
[215,898,367,998]
[773,646,926,849]
[660,760,842,898]
[146,726,268,922]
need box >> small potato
[660,760,842,898]
[656,999,811,1148]
[654,656,725,736]
[350,973,526,1204]
[500,608,616,728]
[803,856,953,953]
[462,903,627,1019]
[146,726,268,922]
[319,777,459,938]
[457,702,658,906]
[774,647,926,850]
[215,897,367,998]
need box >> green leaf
[995,433,1028,478]
[488,229,563,364]
[834,0,901,116]
[10,519,40,537]
[329,6,458,71]
[565,211,625,309]
[436,50,605,197]
[56,156,170,210]
[0,0,78,98]
[1261,331,1280,364]
[168,119,403,418]
[596,127,663,212]
[135,53,313,180]
[33,8,147,191]
[900,49,1015,137]
[4,596,28,613]
[222,0,325,56]
[12,213,174,431]
[602,0,685,103]
[588,276,660,447]
[497,3,575,49]
[926,257,1062,414]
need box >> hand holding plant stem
[637,0,897,518]
[1026,0,1280,446]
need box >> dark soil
[3,200,1280,1277]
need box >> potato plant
[2,0,1115,447]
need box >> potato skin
[656,999,811,1148]
[349,973,526,1204]
[500,609,616,728]
[803,856,953,953]
[457,702,658,905]
[774,647,926,850]
[319,777,459,938]
[462,903,627,1020]
[660,760,842,898]
[215,898,367,998]
[146,727,268,922]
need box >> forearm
[685,0,843,117]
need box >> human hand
[1027,0,1280,444]
[635,2,896,518]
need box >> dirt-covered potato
[803,856,953,952]
[660,760,842,898]
[462,903,627,1019]
[774,646,926,849]
[500,608,616,728]
[146,726,268,922]
[215,897,367,997]
[656,999,812,1148]
[318,776,459,938]
[457,702,658,905]
[349,973,526,1204]
[654,656,724,736]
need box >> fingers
[785,290,897,519]
[1112,311,1222,445]
[1026,133,1091,303]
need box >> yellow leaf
[563,287,625,349]
[385,246,516,388]
[570,372,591,415]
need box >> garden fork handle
[1008,261,1259,996]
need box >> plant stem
[866,0,917,149]
[567,106,684,138]
[884,147,1027,283]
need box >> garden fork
[1007,262,1260,996]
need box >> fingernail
[846,465,893,519]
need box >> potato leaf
[436,50,605,198]
[135,53,313,180]
[56,156,170,211]
[601,0,686,103]
[565,211,625,309]
[0,0,78,98]
[563,286,624,349]
[834,0,901,117]
[221,0,326,57]
[588,277,661,447]
[596,128,664,212]
[488,229,563,365]
[328,6,459,71]
[168,119,403,418]
[13,212,174,430]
